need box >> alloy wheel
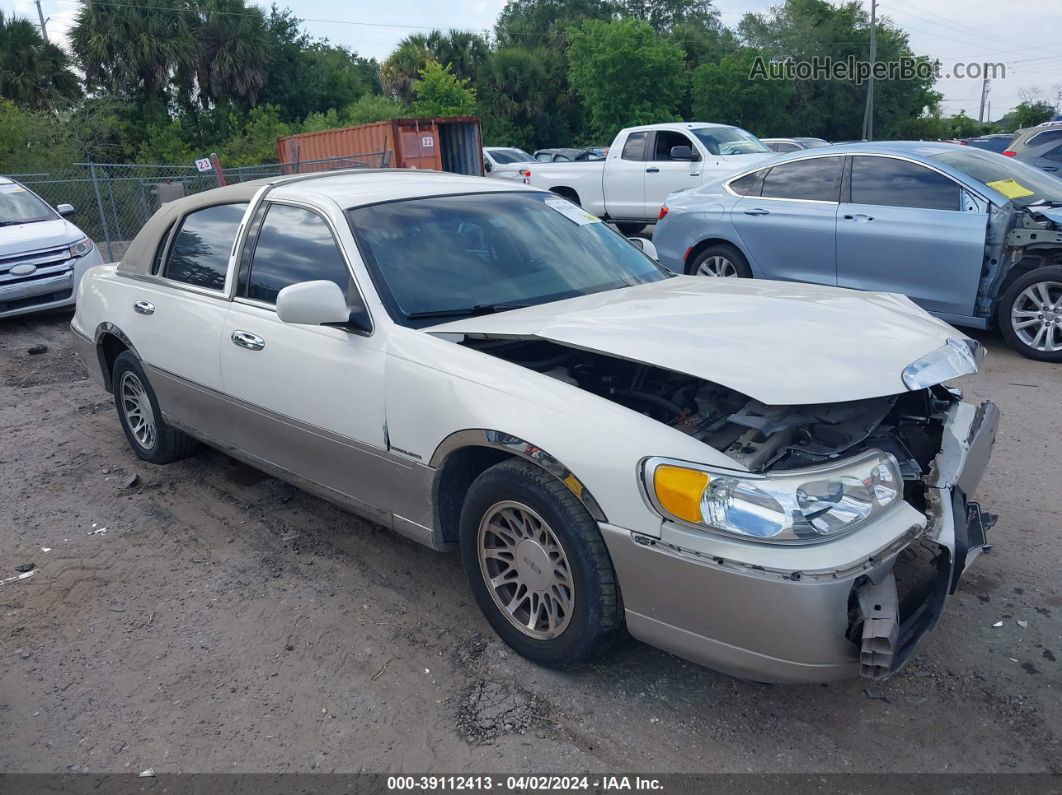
[477,500,575,640]
[696,255,738,277]
[120,371,157,449]
[1011,280,1062,353]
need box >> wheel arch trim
[430,429,608,523]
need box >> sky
[15,0,1062,123]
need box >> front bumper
[0,248,101,320]
[602,400,1000,684]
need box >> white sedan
[72,170,999,683]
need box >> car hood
[428,277,970,405]
[0,219,82,257]
[1030,206,1062,226]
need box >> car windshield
[932,149,1062,208]
[347,192,668,327]
[489,149,535,164]
[0,183,55,226]
[795,138,830,148]
[691,127,771,155]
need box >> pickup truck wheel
[459,459,624,669]
[111,351,199,464]
[615,223,645,235]
[689,243,752,278]
[998,266,1062,362]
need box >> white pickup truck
[523,122,776,233]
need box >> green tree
[381,33,436,104]
[188,0,270,107]
[495,0,616,47]
[618,0,718,33]
[411,61,477,118]
[344,94,408,125]
[0,99,78,172]
[1012,100,1054,130]
[0,12,81,110]
[70,0,197,101]
[692,50,794,135]
[568,18,685,139]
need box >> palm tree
[189,0,270,107]
[70,0,197,99]
[432,30,490,84]
[0,11,81,110]
[381,33,438,104]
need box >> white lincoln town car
[72,169,999,683]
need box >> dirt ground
[0,310,1058,775]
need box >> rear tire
[112,351,199,464]
[459,459,624,669]
[615,222,645,236]
[688,243,752,278]
[997,266,1062,362]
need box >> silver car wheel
[696,255,738,278]
[1011,280,1062,353]
[120,371,157,449]
[477,500,575,640]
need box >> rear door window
[760,157,842,202]
[729,170,765,196]
[621,132,648,161]
[163,203,247,290]
[850,157,960,211]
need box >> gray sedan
[653,142,1062,361]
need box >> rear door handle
[843,213,875,222]
[645,167,660,173]
[231,330,265,351]
[743,208,769,216]
[1043,166,1058,172]
[133,301,154,315]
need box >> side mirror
[276,280,370,332]
[56,203,75,217]
[627,237,659,260]
[669,145,699,162]
[484,161,493,172]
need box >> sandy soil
[0,311,1058,774]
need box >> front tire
[997,266,1062,362]
[112,351,199,464]
[459,459,623,669]
[688,243,752,278]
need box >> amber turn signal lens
[653,465,710,524]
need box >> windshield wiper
[407,302,528,320]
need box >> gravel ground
[0,310,1058,775]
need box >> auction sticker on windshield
[986,178,1035,199]
[544,196,600,225]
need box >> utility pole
[978,75,991,123]
[861,0,877,140]
[34,0,50,42]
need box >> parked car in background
[654,142,1062,360]
[483,147,536,181]
[1,177,104,320]
[72,169,997,683]
[533,148,606,162]
[523,123,774,234]
[1003,122,1062,175]
[761,137,830,153]
[961,134,1013,154]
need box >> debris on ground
[27,344,48,355]
[1,570,36,586]
[123,474,140,489]
[371,658,392,682]
[992,621,1004,627]
[40,547,51,552]
[138,768,156,777]
[1017,620,1028,628]
[15,563,35,573]
[864,688,889,702]
[88,524,108,535]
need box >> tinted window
[1044,144,1062,163]
[729,171,764,196]
[164,203,247,290]
[851,157,959,211]
[621,132,648,160]
[769,142,799,153]
[761,157,842,201]
[1027,130,1062,148]
[489,149,534,164]
[245,204,351,304]
[691,127,770,155]
[651,131,695,160]
[933,148,1062,208]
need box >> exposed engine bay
[466,337,958,493]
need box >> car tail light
[1002,150,1017,157]
[658,206,669,221]
[519,167,531,184]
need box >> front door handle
[231,330,265,351]
[1043,166,1058,172]
[133,300,154,315]
[843,213,875,222]
[743,208,769,216]
[645,167,660,173]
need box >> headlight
[645,451,902,544]
[69,238,93,258]
[902,337,983,390]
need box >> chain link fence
[3,152,389,262]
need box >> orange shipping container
[276,117,484,176]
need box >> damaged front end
[465,336,1000,680]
